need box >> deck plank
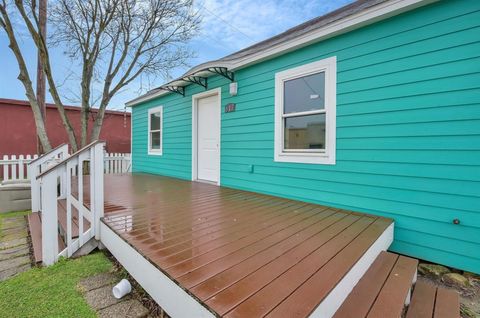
[333,251,399,318]
[218,215,375,317]
[101,174,394,318]
[405,281,436,318]
[366,255,418,318]
[434,287,460,318]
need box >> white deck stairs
[27,141,105,265]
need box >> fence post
[11,155,17,180]
[18,155,24,180]
[25,155,31,179]
[92,143,104,240]
[2,155,8,181]
[41,172,59,265]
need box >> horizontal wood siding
[132,0,480,273]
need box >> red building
[0,98,131,156]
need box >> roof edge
[126,0,436,107]
[0,98,130,116]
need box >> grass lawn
[0,252,113,317]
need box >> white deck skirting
[100,223,216,318]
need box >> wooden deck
[99,173,394,317]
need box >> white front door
[197,94,220,183]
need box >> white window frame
[148,106,163,155]
[274,56,336,165]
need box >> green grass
[0,252,113,317]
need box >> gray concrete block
[0,244,29,260]
[85,285,128,310]
[0,228,28,241]
[0,263,30,281]
[98,299,149,318]
[78,273,117,292]
[0,237,28,250]
[0,185,31,213]
[0,255,31,271]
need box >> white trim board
[126,0,436,107]
[100,223,215,318]
[191,87,222,186]
[309,222,394,318]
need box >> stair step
[406,280,460,318]
[27,212,67,264]
[57,199,91,239]
[27,213,42,263]
[334,251,418,318]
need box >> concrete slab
[1,216,26,229]
[0,237,28,250]
[0,228,28,241]
[98,299,149,318]
[0,255,31,271]
[78,273,117,292]
[0,244,30,260]
[0,263,30,281]
[85,285,128,310]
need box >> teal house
[126,0,480,273]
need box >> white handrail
[28,144,69,213]
[37,141,105,265]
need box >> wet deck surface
[101,173,392,317]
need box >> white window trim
[274,56,336,165]
[148,106,163,156]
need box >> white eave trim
[126,0,435,107]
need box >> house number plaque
[225,103,236,113]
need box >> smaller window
[274,56,336,164]
[148,106,163,155]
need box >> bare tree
[0,0,200,151]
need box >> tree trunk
[0,6,51,151]
[90,98,109,142]
[36,0,47,154]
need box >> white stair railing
[28,144,69,213]
[36,141,105,265]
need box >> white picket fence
[0,152,131,182]
[0,154,38,181]
[104,153,131,174]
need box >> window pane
[151,131,161,150]
[150,112,161,131]
[284,72,325,114]
[284,114,326,150]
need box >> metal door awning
[159,67,234,97]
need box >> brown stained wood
[28,213,67,263]
[124,195,301,246]
[218,215,375,317]
[27,213,42,263]
[148,204,321,266]
[264,218,392,318]
[192,211,348,300]
[366,255,418,318]
[434,287,460,318]
[333,251,399,318]
[405,280,437,318]
[175,207,337,288]
[100,174,394,318]
[123,200,308,259]
[165,205,322,277]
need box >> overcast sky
[0,0,352,111]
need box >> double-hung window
[148,106,163,155]
[274,56,336,164]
